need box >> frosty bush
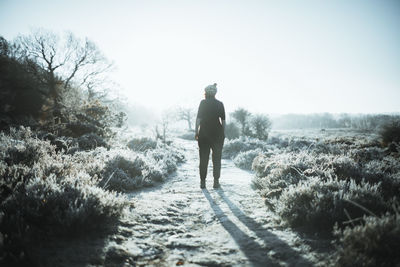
[223,137,269,159]
[252,152,316,198]
[348,146,385,163]
[362,159,400,199]
[102,145,184,192]
[0,128,128,263]
[64,121,99,137]
[2,174,126,234]
[266,135,289,148]
[0,127,55,167]
[250,129,400,265]
[233,149,263,170]
[74,133,109,150]
[276,177,389,232]
[102,155,154,191]
[380,119,400,147]
[333,212,400,267]
[127,137,157,152]
[326,155,362,180]
[146,147,185,172]
[251,150,383,199]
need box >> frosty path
[110,139,316,266]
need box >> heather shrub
[74,133,109,150]
[101,145,184,192]
[276,177,389,232]
[127,137,157,152]
[2,174,126,234]
[233,149,264,170]
[380,119,400,147]
[0,127,55,167]
[252,150,373,198]
[266,135,290,148]
[223,137,269,159]
[325,155,362,180]
[55,100,116,139]
[284,137,315,151]
[266,134,340,154]
[102,155,153,191]
[252,152,317,198]
[0,128,129,263]
[348,146,385,163]
[333,212,400,267]
[64,121,99,137]
[362,159,400,199]
[146,147,185,173]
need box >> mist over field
[1,1,400,266]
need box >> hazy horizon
[1,0,399,114]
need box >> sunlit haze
[1,0,399,114]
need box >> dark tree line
[271,113,400,131]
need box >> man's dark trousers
[198,136,224,180]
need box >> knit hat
[205,83,217,95]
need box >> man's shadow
[202,189,312,267]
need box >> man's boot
[213,178,220,189]
[200,179,206,189]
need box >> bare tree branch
[14,29,113,106]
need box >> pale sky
[1,0,399,114]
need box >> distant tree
[231,108,251,135]
[248,114,272,141]
[338,114,352,128]
[14,29,113,107]
[155,111,173,145]
[176,107,195,131]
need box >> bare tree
[176,107,195,131]
[155,113,170,145]
[14,29,113,106]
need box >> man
[195,83,225,189]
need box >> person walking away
[195,83,225,189]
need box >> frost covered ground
[2,128,398,266]
[27,137,331,266]
[106,138,326,266]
